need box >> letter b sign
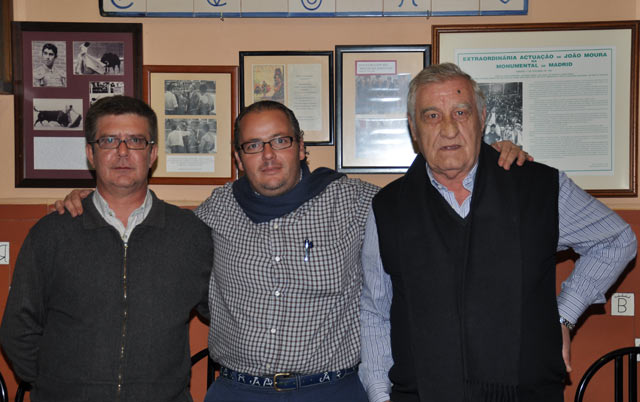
[611,293,635,316]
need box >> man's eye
[102,137,117,144]
[246,142,260,150]
[129,137,143,144]
[273,137,286,144]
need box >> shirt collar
[92,189,153,240]
[425,161,478,193]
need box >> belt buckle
[273,372,293,391]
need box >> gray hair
[407,62,485,125]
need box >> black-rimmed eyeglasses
[89,136,155,150]
[240,136,294,154]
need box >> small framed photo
[143,65,238,185]
[335,45,430,173]
[12,21,142,187]
[240,51,333,145]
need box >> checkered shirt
[195,176,379,376]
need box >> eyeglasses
[89,136,155,150]
[240,136,294,154]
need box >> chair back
[191,347,217,388]
[14,381,29,402]
[574,346,640,402]
[0,372,7,402]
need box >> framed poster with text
[434,21,639,197]
[335,44,430,173]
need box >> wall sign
[100,0,527,18]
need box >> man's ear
[149,144,158,168]
[408,114,418,142]
[86,143,95,168]
[234,150,245,172]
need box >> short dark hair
[41,43,58,58]
[233,100,303,151]
[85,95,158,144]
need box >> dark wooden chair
[0,372,7,402]
[14,381,28,402]
[14,348,216,401]
[574,346,640,402]
[190,347,217,389]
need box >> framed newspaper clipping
[335,44,430,173]
[433,21,639,197]
[143,65,238,185]
[240,51,333,145]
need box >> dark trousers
[204,372,368,402]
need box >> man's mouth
[441,145,461,151]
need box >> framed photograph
[239,51,333,145]
[335,45,430,173]
[143,65,238,185]
[13,21,142,187]
[433,22,639,197]
[0,0,12,93]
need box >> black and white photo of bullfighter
[73,41,124,76]
[33,98,83,131]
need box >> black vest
[373,143,566,402]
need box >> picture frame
[143,65,238,185]
[13,21,142,187]
[0,0,12,93]
[433,21,639,197]
[335,44,430,173]
[239,51,333,145]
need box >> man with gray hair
[359,63,636,402]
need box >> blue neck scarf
[232,164,344,223]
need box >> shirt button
[274,256,281,262]
[274,290,281,297]
[273,223,279,229]
[266,363,271,369]
[270,328,276,334]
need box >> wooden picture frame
[335,44,430,173]
[240,51,333,145]
[13,21,142,187]
[433,21,639,197]
[143,65,238,185]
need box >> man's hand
[52,189,92,217]
[561,324,572,373]
[492,140,533,170]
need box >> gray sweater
[0,192,213,402]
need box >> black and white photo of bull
[33,105,82,128]
[101,52,121,74]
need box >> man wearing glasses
[52,100,528,402]
[0,96,212,402]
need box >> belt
[219,365,357,391]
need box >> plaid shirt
[196,176,379,376]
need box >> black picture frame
[335,44,430,173]
[239,50,334,145]
[13,21,142,187]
